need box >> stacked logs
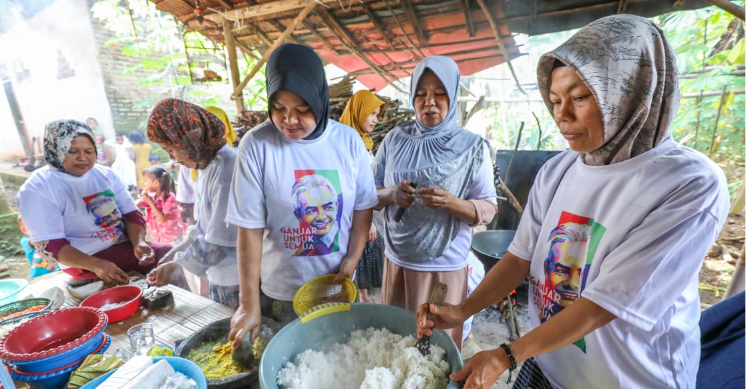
[328,75,414,152]
[233,75,414,151]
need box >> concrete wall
[0,0,115,160]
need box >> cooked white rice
[277,327,450,389]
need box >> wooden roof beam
[361,2,396,51]
[315,8,405,93]
[203,0,338,24]
[216,0,234,10]
[703,0,745,20]
[476,0,526,96]
[302,20,343,55]
[234,40,260,60]
[462,0,476,38]
[316,7,360,49]
[267,20,302,44]
[402,1,428,47]
[231,1,317,99]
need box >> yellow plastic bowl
[292,275,356,316]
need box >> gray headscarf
[537,14,680,166]
[373,56,487,263]
[44,119,97,173]
[378,56,481,171]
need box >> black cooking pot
[471,229,516,270]
[175,317,281,389]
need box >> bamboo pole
[708,85,728,158]
[203,0,337,23]
[402,1,428,47]
[223,18,244,113]
[230,2,316,100]
[723,245,745,300]
[475,0,526,96]
[704,0,745,21]
[729,175,745,215]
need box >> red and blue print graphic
[531,211,606,353]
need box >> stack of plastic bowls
[0,307,110,389]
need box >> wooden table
[26,272,235,353]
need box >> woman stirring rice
[145,99,241,308]
[227,43,378,345]
[375,56,497,350]
[339,90,387,302]
[417,15,729,389]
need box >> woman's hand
[415,302,466,338]
[229,302,262,350]
[92,260,129,284]
[134,240,156,265]
[333,256,358,283]
[450,348,510,389]
[147,261,180,286]
[392,180,417,208]
[418,187,456,209]
[368,224,377,243]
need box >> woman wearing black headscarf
[226,44,379,346]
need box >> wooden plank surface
[26,272,234,354]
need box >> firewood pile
[233,75,414,151]
[328,76,415,152]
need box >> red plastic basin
[80,285,142,323]
[0,307,107,361]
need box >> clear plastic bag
[158,372,198,389]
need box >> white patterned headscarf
[44,119,97,173]
[537,14,680,166]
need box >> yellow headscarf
[339,90,385,150]
[190,106,237,181]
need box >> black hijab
[266,43,329,140]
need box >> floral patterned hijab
[147,99,227,170]
[537,14,680,166]
[44,119,97,174]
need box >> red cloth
[123,210,146,227]
[63,241,171,280]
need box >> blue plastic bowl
[10,328,108,373]
[80,357,207,389]
[11,334,111,389]
[0,279,29,307]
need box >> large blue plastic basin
[80,356,207,389]
[260,302,464,388]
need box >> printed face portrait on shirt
[83,190,126,243]
[540,221,591,321]
[288,171,343,257]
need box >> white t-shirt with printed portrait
[226,120,379,301]
[508,140,729,389]
[17,165,136,256]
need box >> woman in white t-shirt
[226,43,378,347]
[145,99,240,308]
[374,56,497,350]
[17,120,171,284]
[417,15,730,389]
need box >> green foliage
[657,6,746,170]
[90,0,268,118]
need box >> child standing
[18,216,58,278]
[137,166,186,244]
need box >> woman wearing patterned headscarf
[418,15,729,389]
[226,44,378,347]
[145,99,241,308]
[339,90,386,302]
[16,120,172,285]
[374,55,498,350]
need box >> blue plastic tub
[80,357,207,389]
[9,328,108,373]
[259,303,464,389]
[11,334,111,389]
[0,280,28,307]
